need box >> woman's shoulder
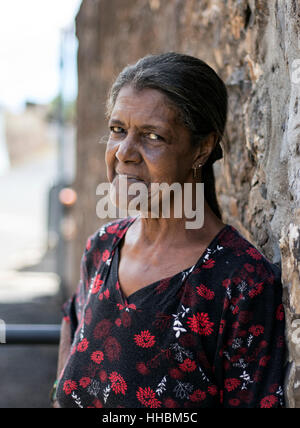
[84,216,136,255]
[223,224,280,264]
[216,224,282,288]
[201,223,282,285]
[79,216,136,279]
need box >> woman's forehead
[110,85,179,126]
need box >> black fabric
[56,216,286,408]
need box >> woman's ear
[192,133,218,167]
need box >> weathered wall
[73,0,300,407]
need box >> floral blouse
[56,216,286,408]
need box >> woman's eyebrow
[108,119,125,127]
[109,119,172,136]
[139,124,173,143]
[140,123,173,137]
[141,123,165,131]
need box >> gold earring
[192,164,202,179]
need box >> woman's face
[105,85,198,210]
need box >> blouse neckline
[112,216,230,304]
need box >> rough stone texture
[73,0,300,407]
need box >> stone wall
[73,0,300,407]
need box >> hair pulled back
[106,52,228,220]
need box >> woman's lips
[116,173,145,182]
[114,173,149,190]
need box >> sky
[0,0,82,112]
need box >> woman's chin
[109,176,151,214]
[109,185,141,213]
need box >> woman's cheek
[105,142,118,182]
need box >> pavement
[0,149,64,408]
[0,293,62,408]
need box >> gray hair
[106,52,228,219]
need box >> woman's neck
[128,199,225,250]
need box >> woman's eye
[110,126,124,134]
[147,133,162,141]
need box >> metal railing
[2,324,61,345]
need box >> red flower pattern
[102,249,110,262]
[163,398,179,408]
[276,304,285,321]
[104,336,122,362]
[260,395,278,408]
[92,399,103,408]
[168,367,184,380]
[259,356,271,367]
[99,370,107,383]
[63,380,77,395]
[229,398,240,407]
[109,372,127,395]
[134,330,156,348]
[208,385,218,396]
[249,325,265,337]
[179,358,197,372]
[121,311,131,328]
[249,282,264,298]
[79,377,91,388]
[196,284,215,300]
[136,387,162,408]
[222,278,231,288]
[224,378,241,392]
[203,258,215,269]
[93,319,112,339]
[136,362,150,376]
[187,312,214,336]
[92,250,102,268]
[107,224,119,234]
[77,338,89,353]
[90,350,104,364]
[91,274,103,294]
[84,307,92,325]
[246,247,263,260]
[244,263,255,273]
[190,389,206,402]
[56,218,286,409]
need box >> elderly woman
[54,53,286,408]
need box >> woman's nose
[115,134,141,163]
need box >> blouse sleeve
[61,233,94,342]
[218,264,286,408]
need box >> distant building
[0,106,10,175]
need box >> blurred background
[0,0,81,408]
[0,0,299,408]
